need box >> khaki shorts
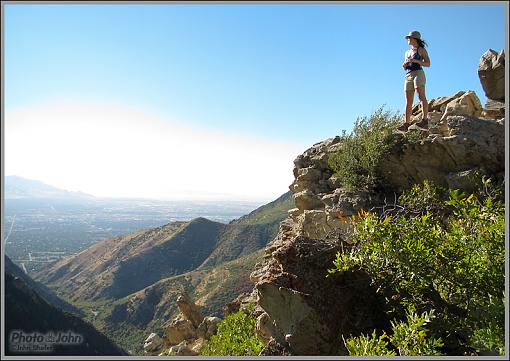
[404,69,426,91]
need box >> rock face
[478,49,505,102]
[249,61,505,355]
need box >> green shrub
[343,330,396,356]
[327,106,402,192]
[344,308,443,356]
[329,181,505,355]
[200,308,263,356]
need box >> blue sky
[3,2,508,201]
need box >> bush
[327,106,402,192]
[200,308,263,356]
[344,308,443,356]
[329,180,505,355]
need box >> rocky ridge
[248,49,505,355]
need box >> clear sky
[3,2,507,202]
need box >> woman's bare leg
[416,86,428,120]
[405,90,415,123]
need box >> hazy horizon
[3,173,275,203]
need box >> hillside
[198,191,293,268]
[73,250,264,355]
[5,256,83,316]
[35,218,223,300]
[4,269,126,356]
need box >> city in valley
[4,197,262,274]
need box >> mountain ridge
[4,175,95,200]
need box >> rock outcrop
[143,291,222,356]
[249,51,505,355]
[478,49,505,102]
[478,49,505,120]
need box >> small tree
[327,106,402,193]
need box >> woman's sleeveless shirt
[405,47,423,73]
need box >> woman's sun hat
[405,31,421,40]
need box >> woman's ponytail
[417,38,428,48]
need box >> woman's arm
[409,48,430,67]
[420,48,431,67]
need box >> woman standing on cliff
[397,30,431,133]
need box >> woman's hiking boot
[396,123,410,133]
[412,118,429,131]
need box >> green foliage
[344,308,443,356]
[330,181,505,355]
[343,330,396,356]
[397,179,449,217]
[200,308,264,356]
[390,308,444,356]
[327,106,402,192]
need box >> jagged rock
[224,292,250,316]
[294,190,324,211]
[189,338,207,354]
[256,312,281,344]
[481,99,505,120]
[440,91,483,121]
[164,316,196,345]
[168,340,198,356]
[197,316,221,340]
[223,290,263,317]
[176,292,204,328]
[143,333,163,354]
[478,49,505,102]
[259,337,292,356]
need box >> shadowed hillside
[4,271,126,356]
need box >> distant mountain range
[4,175,94,200]
[4,256,126,356]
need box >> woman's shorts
[404,69,426,91]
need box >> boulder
[189,338,207,354]
[176,292,204,328]
[478,49,505,102]
[440,91,483,122]
[168,340,198,356]
[143,333,163,354]
[197,316,221,340]
[164,316,196,345]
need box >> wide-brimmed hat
[405,31,421,40]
